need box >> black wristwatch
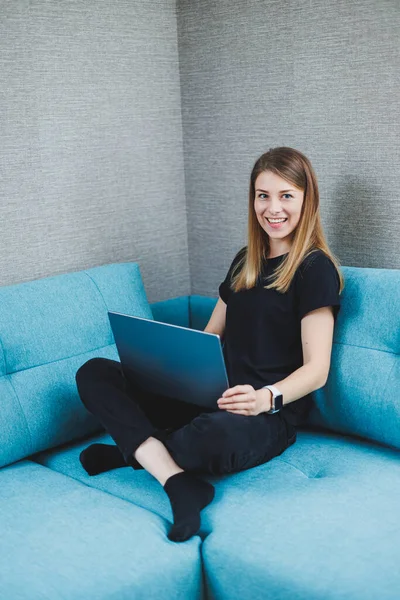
[262,385,283,414]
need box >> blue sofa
[0,261,399,599]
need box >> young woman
[75,146,344,544]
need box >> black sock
[163,471,215,542]
[79,443,127,476]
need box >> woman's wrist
[258,387,273,412]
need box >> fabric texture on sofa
[31,426,400,599]
[2,260,399,599]
[0,461,203,600]
[306,266,399,449]
[0,262,153,468]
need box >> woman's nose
[268,200,283,213]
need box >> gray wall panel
[1,1,398,303]
[177,0,400,297]
[0,0,189,302]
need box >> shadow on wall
[330,176,396,269]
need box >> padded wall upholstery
[306,266,399,448]
[151,296,190,328]
[0,262,153,468]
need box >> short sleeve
[218,246,247,304]
[295,251,341,321]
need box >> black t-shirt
[218,246,341,427]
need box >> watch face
[275,394,283,410]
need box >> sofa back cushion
[0,263,153,468]
[307,266,400,450]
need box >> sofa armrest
[150,296,190,327]
[189,295,218,331]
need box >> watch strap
[262,384,283,413]
[264,384,281,398]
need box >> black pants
[75,358,297,476]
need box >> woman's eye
[258,193,293,199]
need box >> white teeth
[267,218,286,223]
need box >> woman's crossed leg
[75,357,292,541]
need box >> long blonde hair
[231,147,345,295]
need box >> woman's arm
[258,305,335,408]
[204,297,227,341]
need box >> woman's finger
[219,394,248,405]
[220,402,251,410]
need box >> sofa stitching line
[28,461,173,526]
[6,375,34,455]
[333,340,398,356]
[275,456,309,477]
[0,334,7,374]
[3,342,117,376]
[83,271,114,345]
[379,359,397,404]
[3,270,117,378]
[1,321,33,453]
[0,271,116,454]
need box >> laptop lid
[108,311,230,409]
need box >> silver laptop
[108,311,230,408]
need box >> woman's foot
[163,471,215,542]
[79,443,127,475]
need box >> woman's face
[254,170,304,245]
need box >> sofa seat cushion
[0,461,202,600]
[31,428,400,568]
[31,431,187,524]
[31,429,400,598]
[201,428,400,600]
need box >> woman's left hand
[217,385,272,416]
